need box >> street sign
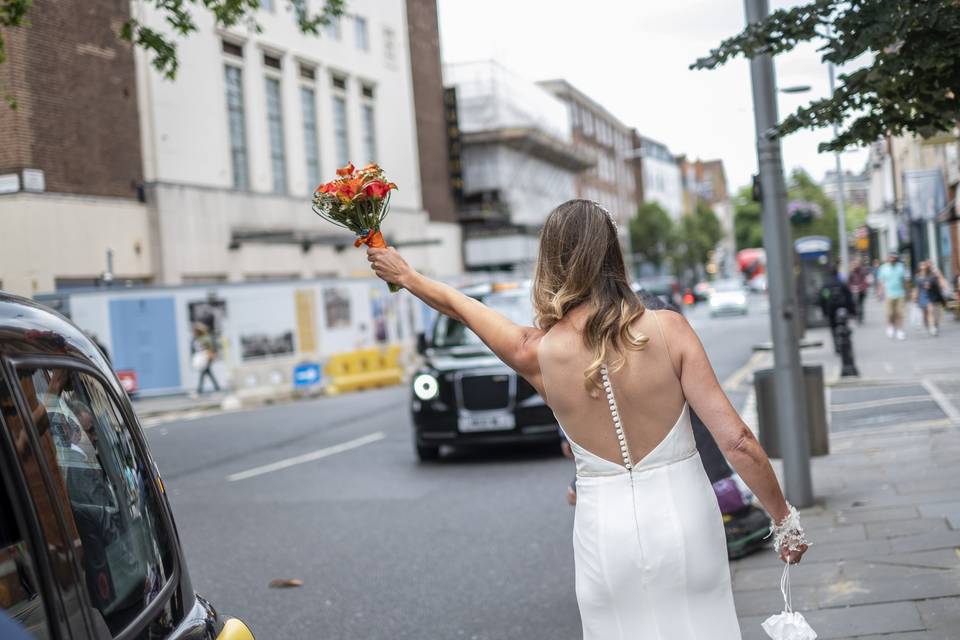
[293,362,323,389]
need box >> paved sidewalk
[733,298,960,639]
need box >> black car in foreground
[0,293,253,639]
[410,282,560,461]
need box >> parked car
[410,282,560,462]
[0,293,253,640]
[632,275,683,309]
[747,275,768,293]
[693,281,712,302]
[708,279,750,317]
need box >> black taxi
[410,282,560,461]
[0,293,253,639]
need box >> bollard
[834,308,860,377]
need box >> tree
[671,202,724,279]
[629,201,675,270]
[0,0,345,80]
[733,185,764,251]
[691,1,960,152]
[731,170,843,251]
[787,169,839,247]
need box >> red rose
[364,180,390,198]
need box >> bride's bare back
[538,307,685,467]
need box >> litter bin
[754,365,829,458]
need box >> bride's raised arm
[367,246,544,391]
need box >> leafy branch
[692,0,960,151]
[1,0,345,81]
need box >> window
[332,91,350,167]
[0,457,50,638]
[299,63,315,80]
[583,110,594,136]
[224,65,249,189]
[265,76,287,193]
[325,15,341,40]
[301,85,321,189]
[361,103,376,163]
[383,27,396,64]
[16,367,177,637]
[222,40,243,58]
[263,53,282,70]
[354,16,369,51]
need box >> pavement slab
[739,601,924,640]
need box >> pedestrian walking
[367,199,807,640]
[191,323,220,394]
[847,258,869,324]
[876,253,908,340]
[819,263,857,353]
[914,261,947,336]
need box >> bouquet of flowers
[313,162,400,291]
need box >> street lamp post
[744,0,815,507]
[827,55,850,277]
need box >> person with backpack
[819,263,857,353]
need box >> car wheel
[416,442,441,462]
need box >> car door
[1,368,82,639]
[8,358,185,639]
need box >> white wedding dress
[543,311,742,639]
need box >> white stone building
[636,135,684,221]
[135,0,461,285]
[444,61,592,271]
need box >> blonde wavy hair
[532,200,649,394]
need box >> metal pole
[827,54,850,277]
[744,0,814,507]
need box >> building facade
[679,157,734,275]
[634,134,684,221]
[538,80,640,235]
[444,62,592,271]
[0,0,155,295]
[136,0,461,285]
[821,169,869,209]
[865,134,958,280]
[0,0,461,298]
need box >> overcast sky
[437,0,869,196]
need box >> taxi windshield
[433,290,534,349]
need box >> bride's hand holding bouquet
[312,161,401,291]
[367,245,416,291]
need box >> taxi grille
[459,374,511,411]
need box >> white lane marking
[921,378,960,423]
[226,432,386,482]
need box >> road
[146,296,771,639]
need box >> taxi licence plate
[459,412,516,432]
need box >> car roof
[0,292,113,376]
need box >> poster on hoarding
[188,297,227,355]
[240,331,295,360]
[323,287,352,329]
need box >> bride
[367,199,808,639]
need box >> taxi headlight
[413,373,440,401]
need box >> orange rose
[336,161,355,176]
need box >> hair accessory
[592,201,617,229]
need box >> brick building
[0,0,154,294]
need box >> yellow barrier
[324,345,404,394]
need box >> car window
[0,451,51,639]
[17,367,177,638]
[433,292,534,348]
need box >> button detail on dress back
[600,365,632,469]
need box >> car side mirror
[416,333,429,355]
